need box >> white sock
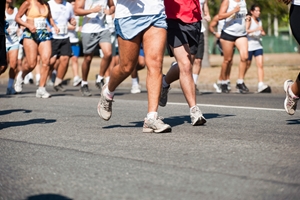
[217,80,222,84]
[8,78,14,88]
[17,71,23,79]
[104,86,114,99]
[96,75,103,82]
[74,75,79,80]
[192,74,198,84]
[132,78,139,86]
[226,79,230,84]
[54,77,62,86]
[237,79,244,84]
[258,82,264,88]
[35,73,40,82]
[190,105,197,113]
[162,76,170,88]
[221,80,227,85]
[81,81,88,87]
[147,112,157,119]
[27,72,33,79]
[105,76,110,83]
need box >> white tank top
[48,0,74,39]
[115,0,164,19]
[68,16,80,43]
[217,19,225,34]
[292,0,300,5]
[247,17,263,51]
[81,0,108,33]
[200,0,206,33]
[223,0,247,36]
[5,7,19,46]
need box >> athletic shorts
[290,4,300,45]
[195,32,204,59]
[166,19,201,57]
[6,43,19,52]
[71,43,80,57]
[51,38,72,57]
[81,29,111,54]
[139,47,144,57]
[0,35,7,67]
[220,31,247,42]
[114,12,167,40]
[20,28,52,44]
[248,49,263,61]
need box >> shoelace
[102,98,113,111]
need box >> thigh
[220,39,235,60]
[23,38,38,66]
[143,26,167,65]
[38,40,52,65]
[235,37,248,58]
[117,34,142,68]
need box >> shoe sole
[192,116,207,126]
[143,126,172,133]
[283,80,294,115]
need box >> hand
[91,5,101,13]
[70,18,76,26]
[28,24,37,33]
[203,15,211,22]
[215,33,221,38]
[54,26,60,34]
[234,4,240,12]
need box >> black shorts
[220,31,246,42]
[195,32,204,59]
[166,19,201,57]
[0,35,7,66]
[51,38,72,57]
[290,4,300,45]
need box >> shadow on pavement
[0,109,32,116]
[0,118,56,130]
[286,119,300,125]
[26,194,72,200]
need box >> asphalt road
[0,83,300,200]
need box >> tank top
[200,0,206,32]
[223,0,247,36]
[217,19,225,34]
[81,0,108,33]
[26,0,48,19]
[48,0,74,39]
[247,17,263,51]
[116,0,164,19]
[5,7,19,46]
[165,0,201,23]
[292,0,300,5]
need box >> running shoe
[221,84,229,93]
[36,87,51,98]
[143,116,171,133]
[258,84,271,93]
[14,75,23,93]
[213,83,222,93]
[73,76,82,87]
[80,84,92,97]
[97,84,113,121]
[95,75,105,90]
[190,106,207,126]
[236,82,249,94]
[54,84,66,92]
[131,84,141,94]
[6,87,16,95]
[284,79,299,115]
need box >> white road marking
[167,102,285,112]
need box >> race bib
[57,24,68,34]
[34,18,47,29]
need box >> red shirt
[164,0,202,23]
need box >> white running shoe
[131,84,141,94]
[73,76,82,87]
[14,75,23,93]
[36,87,51,98]
[284,79,299,115]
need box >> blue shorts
[248,49,263,61]
[114,13,167,40]
[20,28,52,44]
[6,44,19,52]
[71,43,80,57]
